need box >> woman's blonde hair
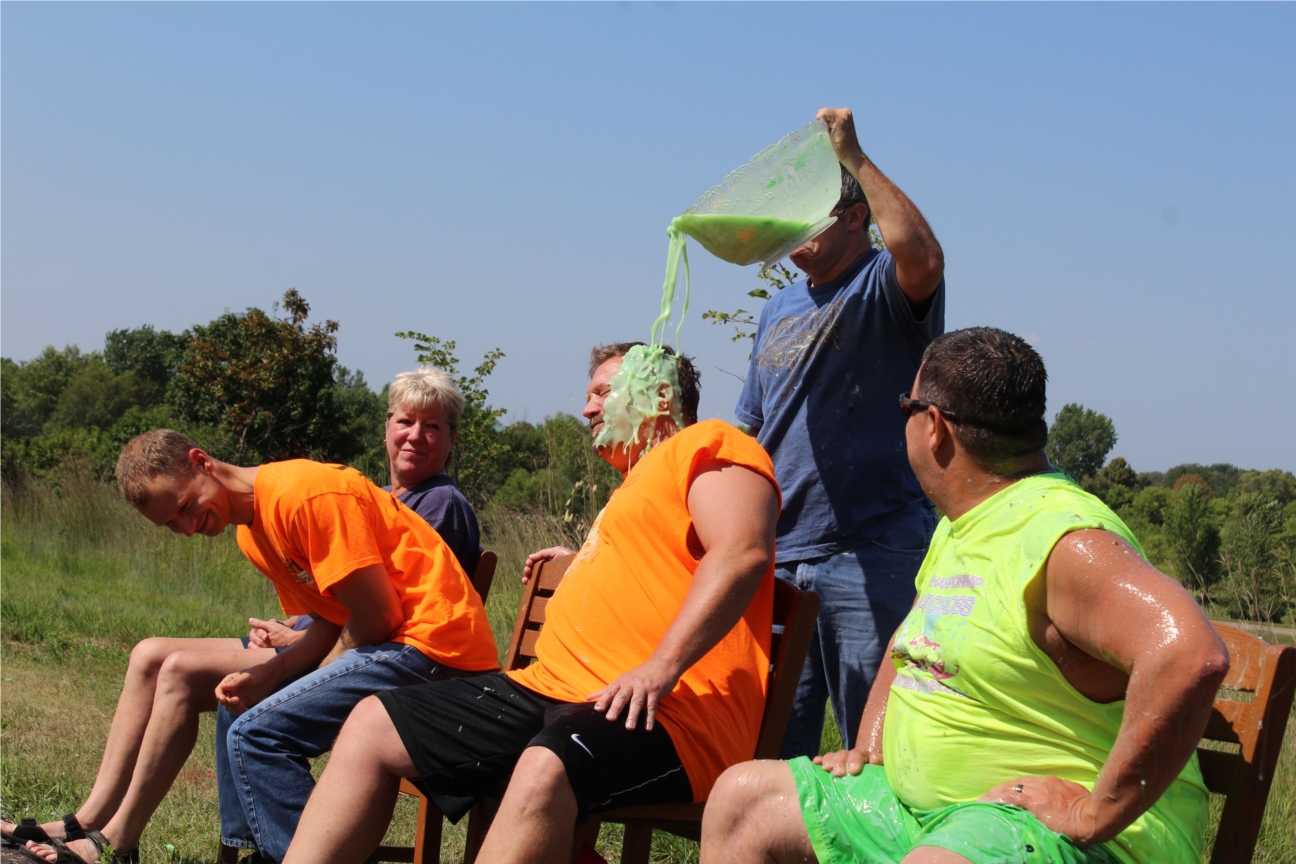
[387,368,466,431]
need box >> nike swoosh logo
[571,733,594,759]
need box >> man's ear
[656,382,675,413]
[188,447,215,474]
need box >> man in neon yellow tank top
[700,327,1229,864]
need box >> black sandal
[10,831,138,864]
[1,815,86,846]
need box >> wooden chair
[219,551,498,864]
[1197,622,1296,864]
[452,551,820,864]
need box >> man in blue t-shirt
[735,107,945,758]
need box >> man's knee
[336,696,392,750]
[709,759,796,822]
[129,636,175,678]
[503,746,576,815]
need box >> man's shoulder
[256,460,374,508]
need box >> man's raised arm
[982,529,1229,847]
[817,107,944,304]
[591,463,778,731]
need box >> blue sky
[3,3,1293,473]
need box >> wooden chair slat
[1212,623,1267,691]
[518,629,541,659]
[1196,624,1296,864]
[528,597,549,624]
[1202,703,1249,746]
[538,557,572,592]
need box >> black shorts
[377,673,693,822]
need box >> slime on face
[594,344,683,459]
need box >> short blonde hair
[387,368,466,432]
[116,429,200,507]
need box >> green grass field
[2,479,1293,863]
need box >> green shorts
[789,758,1122,864]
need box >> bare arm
[815,601,912,776]
[591,463,778,730]
[216,563,404,712]
[817,107,944,304]
[216,616,343,714]
[320,562,406,664]
[982,530,1229,846]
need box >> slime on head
[595,344,683,458]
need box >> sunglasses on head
[898,392,962,423]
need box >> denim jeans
[777,500,937,759]
[216,642,454,862]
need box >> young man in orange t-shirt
[80,433,500,864]
[281,343,782,864]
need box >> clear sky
[3,3,1293,473]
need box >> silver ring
[1014,784,1024,793]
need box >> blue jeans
[777,501,937,759]
[216,643,453,862]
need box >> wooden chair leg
[571,819,602,862]
[413,794,443,864]
[619,823,654,864]
[218,843,241,864]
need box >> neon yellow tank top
[882,473,1207,864]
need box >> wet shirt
[735,248,943,562]
[384,473,482,577]
[508,420,780,801]
[236,460,499,672]
[882,473,1208,864]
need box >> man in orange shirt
[281,342,782,864]
[25,433,500,864]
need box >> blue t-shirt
[383,473,482,577]
[735,248,944,562]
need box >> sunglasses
[899,392,961,423]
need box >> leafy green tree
[1046,403,1117,481]
[1218,492,1290,622]
[1085,456,1139,508]
[394,330,507,508]
[47,357,152,432]
[1164,483,1222,597]
[168,289,363,465]
[1,346,91,437]
[104,325,185,404]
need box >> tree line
[4,289,1294,623]
[0,290,619,538]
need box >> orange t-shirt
[236,460,499,673]
[508,420,780,800]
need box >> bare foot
[23,838,99,864]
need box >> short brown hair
[589,342,701,425]
[116,429,201,507]
[917,327,1048,473]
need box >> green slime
[600,212,816,459]
[594,344,683,456]
[670,214,817,268]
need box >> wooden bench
[1198,622,1296,864]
